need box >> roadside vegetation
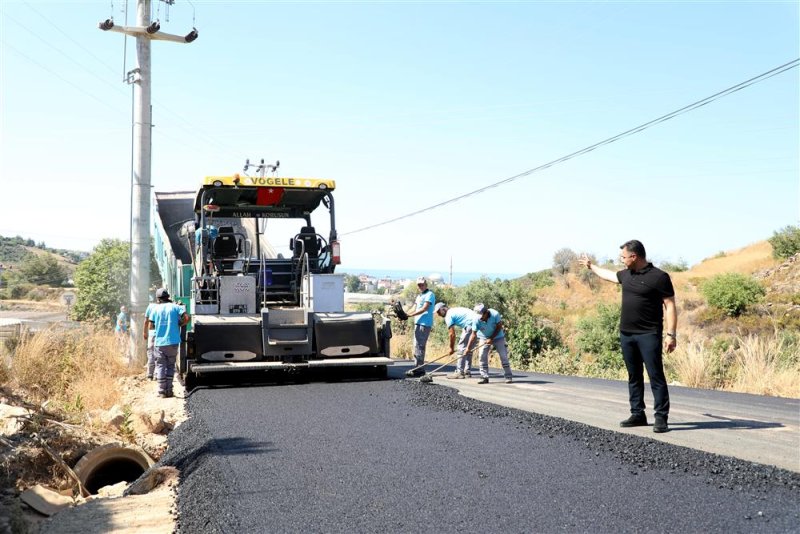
[390,233,800,398]
[6,326,136,420]
[3,232,799,404]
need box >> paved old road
[164,365,799,533]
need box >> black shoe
[620,413,648,427]
[653,415,669,433]
[477,377,489,384]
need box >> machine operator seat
[213,227,240,259]
[292,226,321,259]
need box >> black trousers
[620,332,670,417]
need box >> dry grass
[729,333,800,397]
[10,325,138,415]
[674,241,776,282]
[390,324,415,360]
[666,340,718,389]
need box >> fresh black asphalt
[161,369,800,533]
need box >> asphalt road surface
[162,367,799,533]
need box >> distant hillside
[0,235,87,266]
[674,241,775,282]
[533,239,790,341]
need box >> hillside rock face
[756,253,800,294]
[754,254,800,324]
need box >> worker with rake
[434,302,478,379]
[404,277,436,377]
[467,304,513,384]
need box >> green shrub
[576,303,624,375]
[659,259,689,272]
[575,303,621,356]
[25,287,48,301]
[584,351,626,378]
[700,273,765,317]
[7,282,35,300]
[525,270,555,290]
[768,225,800,260]
[507,316,562,368]
[776,330,800,368]
[528,346,579,375]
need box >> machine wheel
[374,365,389,380]
[182,369,197,392]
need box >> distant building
[428,273,444,284]
[377,278,393,290]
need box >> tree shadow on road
[669,413,784,431]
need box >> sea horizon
[337,267,524,287]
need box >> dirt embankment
[1,374,188,533]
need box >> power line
[1,41,128,116]
[4,11,131,99]
[342,58,800,236]
[15,1,244,159]
[23,1,119,78]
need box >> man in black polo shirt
[579,240,677,433]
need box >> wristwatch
[665,332,676,339]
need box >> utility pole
[449,256,453,286]
[99,1,198,362]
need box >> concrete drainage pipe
[73,443,155,495]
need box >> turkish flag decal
[256,187,285,206]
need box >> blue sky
[1,1,798,275]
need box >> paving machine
[152,172,392,389]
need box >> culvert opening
[73,443,154,495]
[83,459,146,494]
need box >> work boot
[477,377,489,384]
[653,414,669,433]
[447,371,465,379]
[464,370,472,378]
[505,377,513,384]
[620,413,648,427]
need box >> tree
[458,276,504,313]
[148,240,163,289]
[576,252,598,290]
[71,239,130,322]
[16,253,67,287]
[432,284,458,309]
[768,225,800,260]
[552,248,577,277]
[343,274,361,293]
[457,277,535,331]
